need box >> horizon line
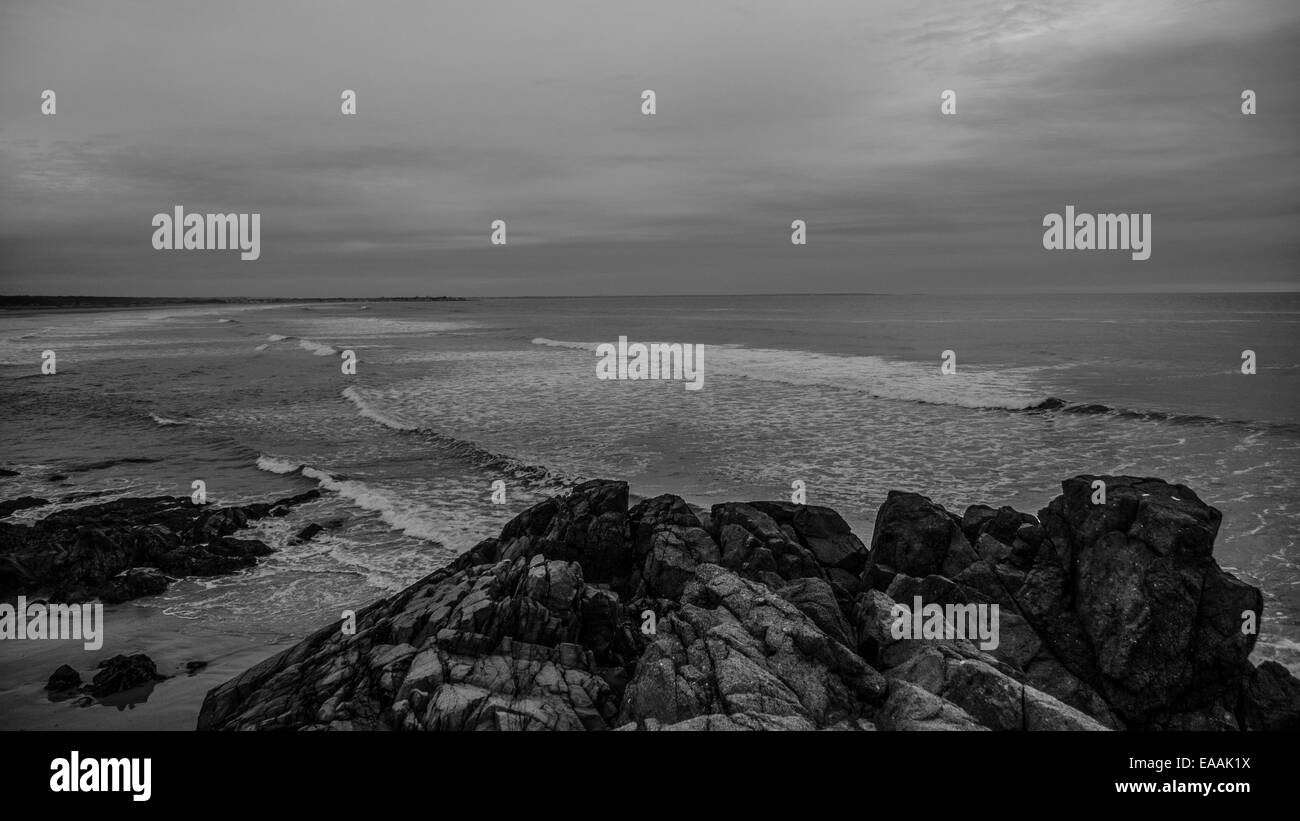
[4,289,1300,302]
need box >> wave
[263,332,338,356]
[149,412,189,426]
[1025,397,1292,433]
[341,386,571,489]
[256,455,303,474]
[531,337,596,351]
[65,456,162,474]
[297,339,339,356]
[254,454,454,544]
[531,337,1046,410]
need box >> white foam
[342,386,420,431]
[255,455,302,474]
[267,334,289,342]
[532,337,597,350]
[298,339,339,356]
[300,467,445,543]
[149,413,188,426]
[530,337,1048,410]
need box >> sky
[0,0,1297,297]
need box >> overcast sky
[0,0,1296,297]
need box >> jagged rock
[710,503,824,584]
[0,491,319,602]
[747,502,869,574]
[619,564,885,729]
[196,475,1300,733]
[0,496,49,518]
[89,653,166,697]
[777,576,856,650]
[876,680,986,731]
[868,491,968,578]
[1027,475,1261,726]
[99,566,169,603]
[292,523,324,544]
[628,494,720,599]
[886,646,1108,731]
[1238,660,1300,731]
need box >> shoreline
[5,473,1300,731]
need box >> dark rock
[868,491,968,578]
[1027,475,1260,727]
[0,491,316,602]
[1238,661,1300,731]
[186,661,209,676]
[46,664,82,692]
[89,653,166,697]
[0,496,49,518]
[710,502,823,583]
[747,502,869,573]
[196,475,1299,733]
[292,523,324,544]
[98,566,169,603]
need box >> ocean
[1,292,1298,728]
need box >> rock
[98,567,169,603]
[46,664,82,692]
[195,475,1300,733]
[868,491,968,578]
[185,661,209,676]
[1028,475,1263,726]
[876,680,986,731]
[291,523,324,544]
[0,496,49,518]
[0,491,318,602]
[619,564,885,729]
[710,503,823,583]
[1238,661,1300,731]
[776,576,856,651]
[89,653,166,697]
[747,502,869,573]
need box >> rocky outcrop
[198,476,1300,731]
[0,496,49,518]
[0,491,320,603]
[46,653,168,702]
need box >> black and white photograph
[1,0,1296,803]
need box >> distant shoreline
[0,295,469,309]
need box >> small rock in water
[46,664,82,692]
[185,661,209,675]
[89,653,167,697]
[291,523,324,544]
